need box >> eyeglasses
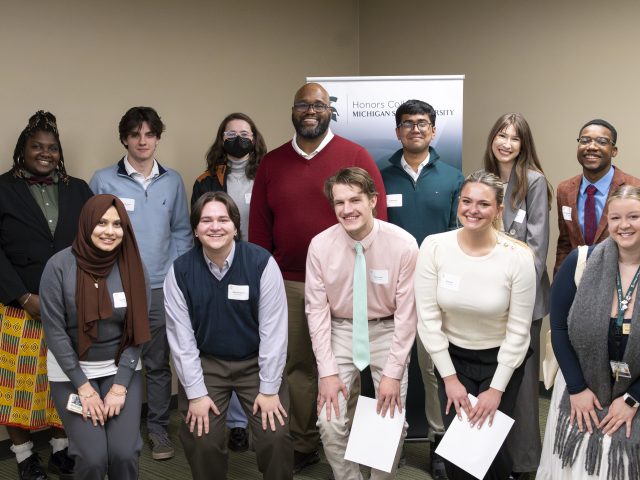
[577,136,615,147]
[397,121,432,131]
[224,131,253,139]
[293,102,331,113]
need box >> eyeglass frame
[577,136,615,147]
[223,130,254,139]
[292,102,331,113]
[397,120,433,131]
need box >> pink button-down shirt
[305,219,418,379]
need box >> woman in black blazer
[0,111,92,480]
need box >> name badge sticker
[245,193,252,204]
[514,209,526,223]
[113,292,127,308]
[562,206,572,221]
[441,273,461,291]
[369,269,389,285]
[387,194,403,208]
[228,284,250,300]
[120,197,135,212]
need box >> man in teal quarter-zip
[380,99,463,480]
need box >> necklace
[89,274,100,289]
[615,265,640,327]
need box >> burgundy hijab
[71,194,150,362]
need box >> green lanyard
[616,266,640,328]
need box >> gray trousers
[50,372,143,480]
[142,288,172,434]
[506,319,542,472]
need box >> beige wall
[0,0,359,184]
[360,0,640,258]
[0,0,359,443]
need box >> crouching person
[305,168,418,480]
[164,191,293,479]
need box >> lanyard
[616,265,640,328]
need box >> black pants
[435,344,528,480]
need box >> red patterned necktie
[584,184,597,245]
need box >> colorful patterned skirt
[0,303,62,430]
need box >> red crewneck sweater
[249,135,387,282]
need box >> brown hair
[190,191,242,241]
[483,113,552,209]
[324,167,378,204]
[204,112,267,181]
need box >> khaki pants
[284,280,321,453]
[416,338,445,440]
[318,318,408,480]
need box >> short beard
[292,113,330,140]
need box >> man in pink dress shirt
[305,167,418,480]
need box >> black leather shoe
[228,427,249,452]
[508,473,529,480]
[430,434,448,479]
[18,453,48,480]
[293,450,320,473]
[48,448,74,479]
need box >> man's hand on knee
[186,395,220,437]
[318,374,348,421]
[253,393,287,432]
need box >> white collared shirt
[202,242,235,280]
[400,153,430,182]
[123,156,159,190]
[291,128,335,160]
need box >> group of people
[0,80,638,480]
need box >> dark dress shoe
[48,447,74,479]
[430,434,448,479]
[18,453,48,480]
[293,450,320,473]
[228,427,249,452]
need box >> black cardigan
[0,170,93,305]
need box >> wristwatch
[623,393,639,408]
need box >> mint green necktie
[353,242,370,371]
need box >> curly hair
[12,110,69,183]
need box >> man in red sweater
[249,82,387,473]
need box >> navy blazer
[0,170,93,304]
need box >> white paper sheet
[344,395,406,473]
[435,394,514,479]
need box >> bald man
[249,82,388,473]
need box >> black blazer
[0,171,93,305]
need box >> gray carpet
[0,397,549,479]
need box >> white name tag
[120,197,135,212]
[113,292,127,308]
[387,194,403,208]
[245,192,252,204]
[369,269,389,284]
[562,206,572,221]
[441,273,461,291]
[228,284,249,300]
[514,209,526,223]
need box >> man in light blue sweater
[89,106,192,460]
